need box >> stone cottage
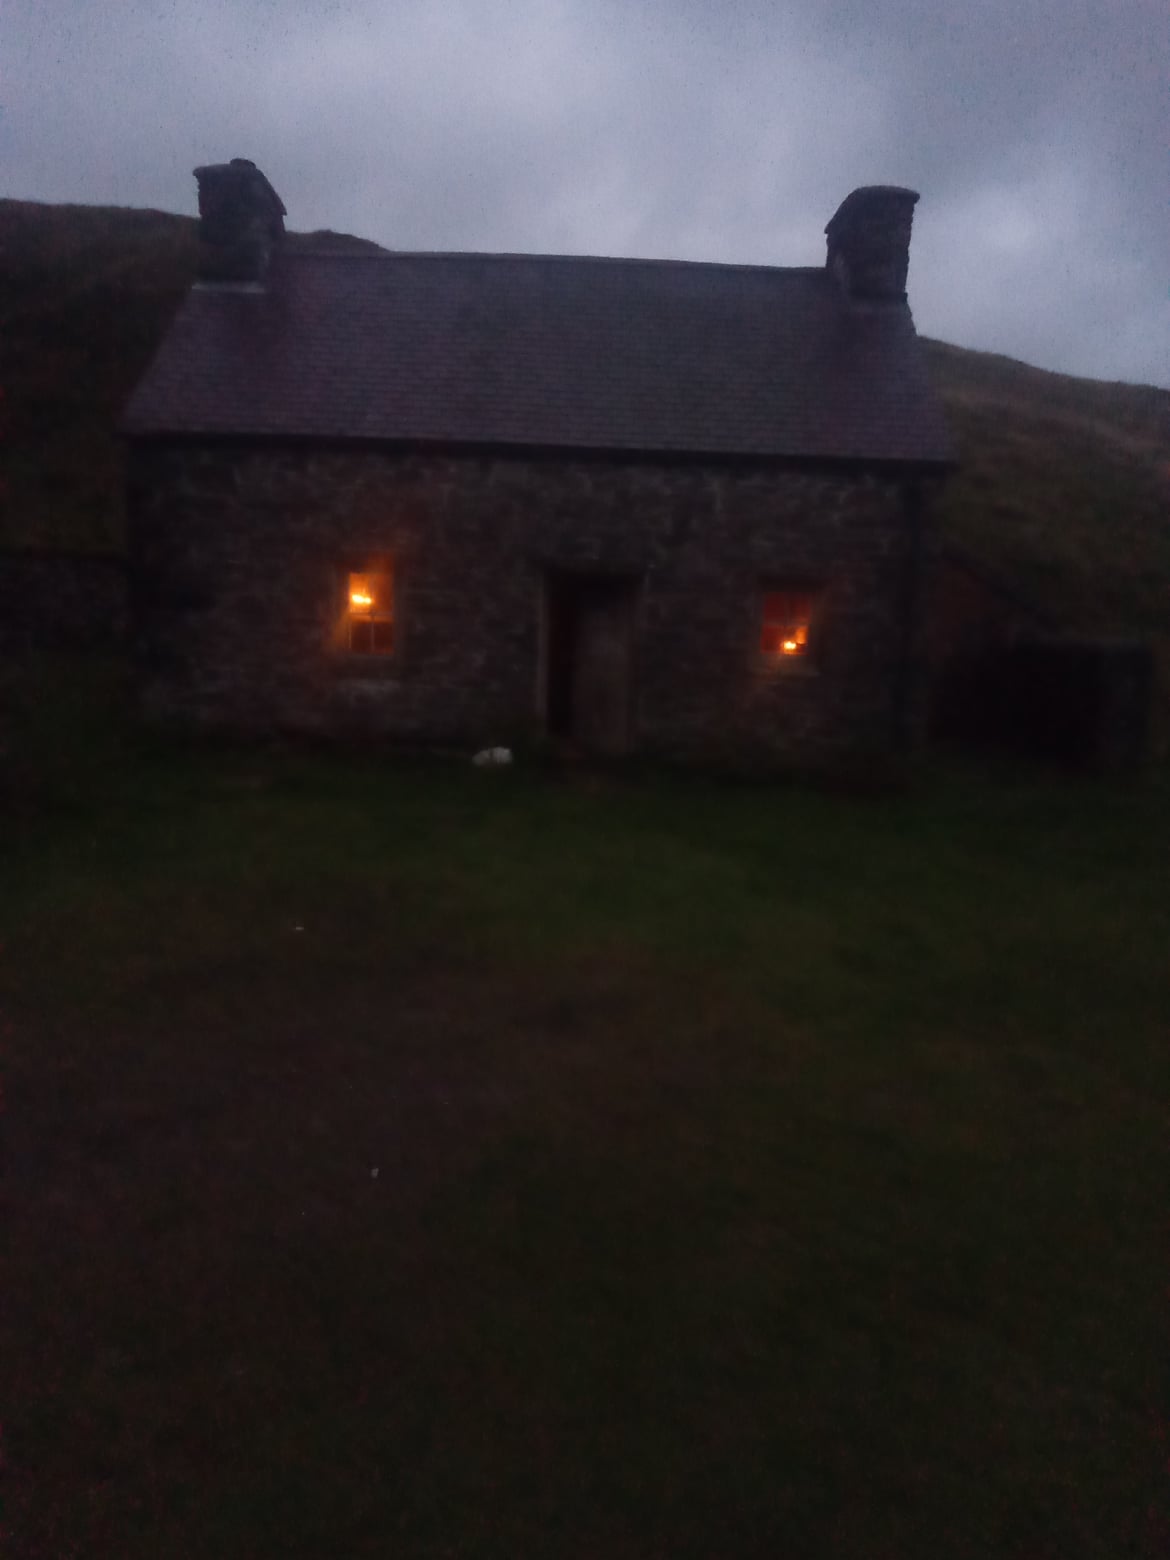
[121,159,954,767]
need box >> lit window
[347,569,394,654]
[760,589,814,658]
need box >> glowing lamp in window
[347,570,394,654]
[761,590,813,657]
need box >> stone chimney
[825,186,919,302]
[193,158,286,283]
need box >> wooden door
[571,581,636,755]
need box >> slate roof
[121,248,954,465]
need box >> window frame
[758,581,824,670]
[336,558,398,667]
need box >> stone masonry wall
[127,444,923,768]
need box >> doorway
[544,574,639,755]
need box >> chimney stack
[193,158,286,283]
[825,186,919,302]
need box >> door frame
[537,568,642,752]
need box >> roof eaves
[119,426,955,470]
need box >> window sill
[331,654,398,679]
[759,657,820,679]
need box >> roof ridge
[277,248,828,279]
[126,243,953,464]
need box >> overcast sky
[6,0,1168,387]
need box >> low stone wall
[0,549,128,651]
[932,637,1153,771]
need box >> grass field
[3,658,1168,1557]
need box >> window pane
[371,619,395,653]
[368,573,392,614]
[350,619,374,653]
[349,573,375,614]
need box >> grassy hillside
[922,339,1170,643]
[2,201,198,552]
[3,199,1167,653]
[0,200,383,552]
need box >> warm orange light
[761,591,813,657]
[349,573,377,611]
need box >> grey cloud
[5,0,1167,385]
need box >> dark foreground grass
[3,660,1169,1557]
